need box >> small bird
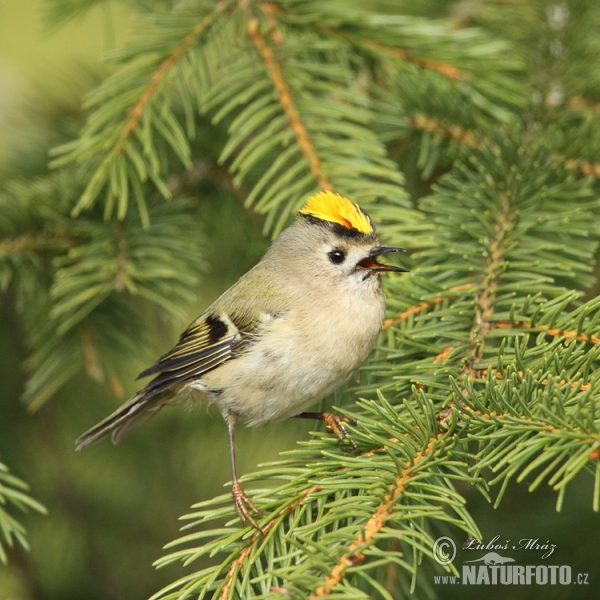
[76,191,407,530]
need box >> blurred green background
[0,2,598,599]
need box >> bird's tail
[76,389,164,450]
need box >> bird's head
[291,191,408,285]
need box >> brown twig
[247,17,333,191]
[309,434,443,598]
[261,3,284,46]
[366,40,468,81]
[461,192,513,382]
[408,114,478,147]
[382,283,473,331]
[431,193,514,424]
[433,345,455,363]
[219,484,321,600]
[272,6,467,81]
[119,3,229,153]
[409,114,600,180]
[492,319,600,345]
[567,96,600,114]
[0,233,71,256]
[564,158,600,180]
[474,367,591,393]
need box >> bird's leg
[296,411,358,453]
[226,411,262,533]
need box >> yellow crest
[299,191,373,234]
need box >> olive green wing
[76,266,288,450]
[137,312,248,396]
[139,262,282,393]
[76,311,249,450]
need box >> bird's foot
[322,412,358,454]
[297,411,358,454]
[232,480,263,534]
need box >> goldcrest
[76,191,407,530]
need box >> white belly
[199,286,385,425]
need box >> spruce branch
[51,0,234,220]
[48,1,526,232]
[1,168,207,408]
[308,431,446,598]
[407,114,480,148]
[211,4,415,233]
[0,233,67,258]
[22,196,206,408]
[153,397,480,600]
[359,39,467,82]
[0,461,46,565]
[246,15,332,193]
[406,114,600,181]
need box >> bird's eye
[328,250,346,264]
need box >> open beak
[358,246,409,273]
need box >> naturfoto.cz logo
[432,536,590,586]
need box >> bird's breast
[202,281,385,425]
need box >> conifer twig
[474,367,592,393]
[120,1,230,155]
[261,3,284,46]
[382,283,474,330]
[492,320,600,345]
[365,41,468,80]
[219,484,322,599]
[309,433,444,598]
[564,158,600,180]
[409,115,600,180]
[246,16,333,191]
[408,114,479,146]
[70,0,232,216]
[468,408,598,441]
[0,233,72,256]
[315,23,469,80]
[461,192,514,381]
[567,96,600,114]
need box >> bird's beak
[358,246,409,273]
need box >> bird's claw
[232,481,263,534]
[321,412,358,454]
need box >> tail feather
[76,390,164,450]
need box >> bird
[76,191,408,531]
